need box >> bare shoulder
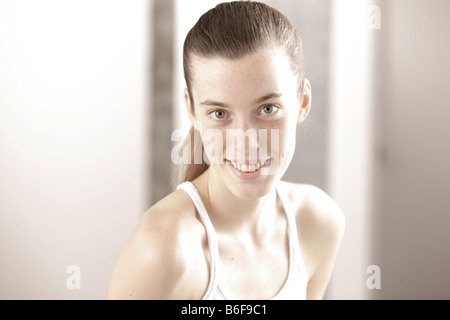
[108,188,208,300]
[279,180,345,298]
[280,180,345,234]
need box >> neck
[194,167,278,235]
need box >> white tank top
[177,181,309,300]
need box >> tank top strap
[275,183,309,278]
[178,181,308,299]
[176,181,220,299]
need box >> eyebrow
[200,92,283,108]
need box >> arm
[296,185,345,300]
[108,207,207,300]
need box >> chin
[234,183,273,199]
[222,164,280,200]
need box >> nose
[235,129,259,151]
[226,120,260,161]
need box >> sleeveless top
[177,181,309,300]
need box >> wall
[372,0,450,299]
[326,0,375,299]
[0,0,151,299]
[328,0,450,299]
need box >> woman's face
[185,47,311,199]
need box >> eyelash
[208,104,279,121]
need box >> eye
[210,109,228,120]
[259,104,278,115]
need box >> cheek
[284,127,297,159]
[272,120,297,165]
[201,127,226,164]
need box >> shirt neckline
[183,181,296,300]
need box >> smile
[226,159,271,172]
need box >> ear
[297,78,312,124]
[184,88,196,127]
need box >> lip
[225,158,271,180]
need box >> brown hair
[173,1,305,184]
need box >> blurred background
[0,0,449,299]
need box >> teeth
[228,160,267,173]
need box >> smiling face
[185,47,311,199]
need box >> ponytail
[171,126,209,185]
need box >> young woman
[109,1,345,300]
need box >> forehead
[189,48,297,104]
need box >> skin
[108,47,345,300]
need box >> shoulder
[279,180,345,297]
[279,180,345,235]
[108,188,208,300]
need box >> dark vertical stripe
[151,0,174,205]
